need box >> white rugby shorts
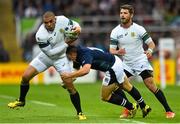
[30,52,72,73]
[123,59,153,76]
[102,56,126,86]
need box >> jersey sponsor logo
[117,34,123,39]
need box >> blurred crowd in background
[13,0,180,21]
[9,0,180,62]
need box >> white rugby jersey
[36,16,79,60]
[110,22,153,65]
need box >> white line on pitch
[30,100,56,107]
[121,118,147,124]
[0,94,56,107]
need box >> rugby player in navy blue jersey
[61,45,151,118]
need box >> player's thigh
[54,57,76,93]
[30,52,52,73]
[54,56,72,73]
[122,76,133,92]
[111,56,126,84]
[123,62,134,77]
[101,83,118,101]
[133,60,153,75]
[22,65,39,81]
[54,57,73,84]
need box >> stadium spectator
[43,0,55,12]
[109,4,175,119]
[24,1,38,18]
[0,39,10,62]
[8,11,86,120]
[62,45,152,118]
[12,0,180,54]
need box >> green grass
[0,82,180,123]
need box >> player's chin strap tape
[38,41,50,48]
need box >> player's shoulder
[78,46,90,54]
[111,24,122,33]
[132,22,145,30]
[36,25,48,42]
[56,15,68,22]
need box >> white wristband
[148,48,153,53]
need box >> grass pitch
[0,82,180,123]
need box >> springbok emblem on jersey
[59,29,65,33]
[131,32,135,37]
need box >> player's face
[120,9,132,24]
[43,16,56,31]
[67,52,77,62]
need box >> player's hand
[144,50,152,58]
[117,48,126,55]
[65,38,76,46]
[71,26,81,34]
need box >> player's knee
[144,78,157,93]
[66,88,77,94]
[101,96,109,102]
[21,74,30,84]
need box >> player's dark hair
[66,45,78,54]
[120,4,134,15]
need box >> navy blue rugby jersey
[75,46,115,72]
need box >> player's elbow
[81,64,91,76]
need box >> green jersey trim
[142,32,150,42]
[110,38,118,45]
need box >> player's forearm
[109,48,118,55]
[41,43,68,56]
[70,65,90,78]
[147,41,155,52]
[70,69,89,78]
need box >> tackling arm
[109,48,126,56]
[61,64,91,79]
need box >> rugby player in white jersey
[109,4,175,119]
[8,11,86,120]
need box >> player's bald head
[43,11,56,31]
[43,11,55,19]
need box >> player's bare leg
[143,77,175,118]
[8,66,38,109]
[122,77,151,118]
[61,76,86,120]
[101,83,138,118]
